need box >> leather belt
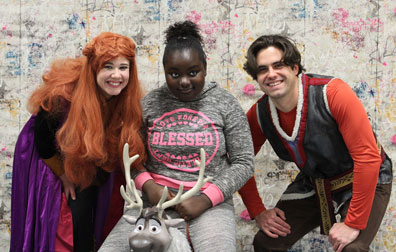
[312,170,353,235]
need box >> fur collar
[268,77,303,142]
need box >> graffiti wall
[1,0,395,251]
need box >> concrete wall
[0,0,395,251]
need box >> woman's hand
[175,194,212,221]
[142,180,175,206]
[42,155,76,200]
[60,174,76,200]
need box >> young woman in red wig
[11,32,146,252]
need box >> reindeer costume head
[121,143,212,252]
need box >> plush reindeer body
[121,144,212,252]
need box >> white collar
[268,77,303,142]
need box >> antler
[157,148,213,217]
[120,143,143,216]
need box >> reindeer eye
[134,218,145,232]
[148,219,161,234]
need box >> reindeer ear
[164,218,185,227]
[123,215,138,225]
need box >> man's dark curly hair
[243,35,305,80]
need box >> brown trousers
[253,183,392,252]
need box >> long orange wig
[28,32,146,188]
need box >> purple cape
[10,116,115,251]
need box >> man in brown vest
[238,35,392,252]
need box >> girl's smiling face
[163,48,206,101]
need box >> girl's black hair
[163,20,207,69]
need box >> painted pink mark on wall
[186,11,236,51]
[330,8,385,50]
[186,11,235,36]
[1,24,12,37]
[391,134,396,146]
[332,8,384,34]
[242,84,255,96]
[186,11,202,23]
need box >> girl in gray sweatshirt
[99,20,254,252]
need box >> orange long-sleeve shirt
[238,78,381,230]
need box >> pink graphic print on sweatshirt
[148,108,219,172]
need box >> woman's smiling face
[96,56,130,99]
[163,48,206,101]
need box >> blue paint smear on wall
[353,81,376,99]
[66,13,86,30]
[5,51,21,76]
[144,0,161,21]
[28,43,43,68]
[167,0,182,12]
[292,0,306,19]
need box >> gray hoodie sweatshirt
[134,81,254,206]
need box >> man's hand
[60,174,76,200]
[142,180,175,206]
[254,208,291,238]
[328,222,360,252]
[175,194,212,221]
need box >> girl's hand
[143,180,175,206]
[175,194,212,221]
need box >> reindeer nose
[130,239,152,252]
